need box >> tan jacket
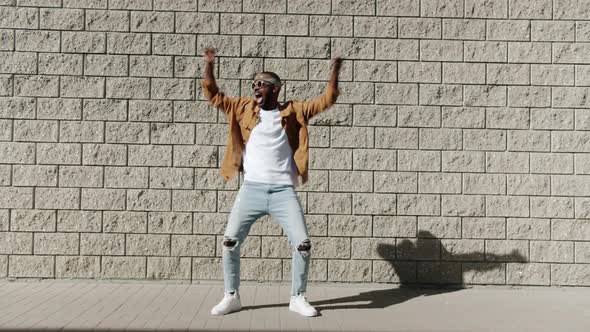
[201,79,340,184]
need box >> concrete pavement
[0,279,588,332]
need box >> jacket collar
[253,103,292,118]
[279,103,292,117]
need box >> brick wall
[0,0,589,286]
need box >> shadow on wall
[312,230,527,311]
[238,230,526,313]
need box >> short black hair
[259,71,281,83]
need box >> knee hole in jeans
[222,238,238,250]
[297,239,311,252]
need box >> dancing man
[201,48,342,317]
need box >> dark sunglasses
[251,80,273,90]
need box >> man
[201,48,342,317]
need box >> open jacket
[201,79,340,184]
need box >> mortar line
[5,250,9,277]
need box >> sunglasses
[251,80,274,90]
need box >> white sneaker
[289,293,318,317]
[210,292,242,315]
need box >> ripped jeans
[222,181,310,296]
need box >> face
[252,74,280,108]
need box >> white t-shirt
[243,108,298,185]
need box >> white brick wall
[0,0,589,286]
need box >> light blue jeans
[222,181,310,296]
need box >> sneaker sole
[289,304,317,317]
[211,305,242,315]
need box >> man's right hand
[203,48,216,82]
[203,47,216,64]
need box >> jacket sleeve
[201,79,239,114]
[300,84,340,121]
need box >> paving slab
[0,280,588,332]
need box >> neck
[260,102,279,110]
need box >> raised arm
[301,57,343,120]
[203,47,216,84]
[201,48,237,113]
[328,57,342,91]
